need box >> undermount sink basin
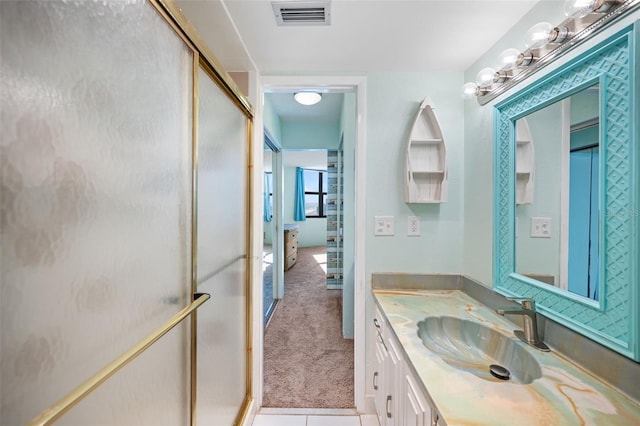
[417,316,542,384]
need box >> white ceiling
[176,0,539,122]
[177,0,539,73]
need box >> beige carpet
[263,246,354,408]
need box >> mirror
[263,145,275,325]
[263,131,281,326]
[515,85,600,301]
[494,26,639,361]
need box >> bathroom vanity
[372,300,443,426]
[370,288,640,425]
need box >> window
[304,169,327,218]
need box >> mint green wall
[365,73,465,279]
[264,95,282,143]
[341,92,356,338]
[283,166,328,247]
[283,122,340,149]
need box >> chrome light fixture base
[473,0,639,105]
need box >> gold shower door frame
[150,1,255,423]
[28,0,254,425]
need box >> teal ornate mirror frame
[493,24,639,361]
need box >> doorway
[264,141,351,408]
[568,123,600,300]
[255,76,367,412]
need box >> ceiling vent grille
[272,1,331,26]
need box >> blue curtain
[294,167,306,221]
[263,173,272,222]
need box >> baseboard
[240,398,257,426]
[362,394,376,414]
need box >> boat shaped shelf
[404,97,448,203]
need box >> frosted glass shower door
[1,0,194,424]
[195,66,250,425]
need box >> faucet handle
[507,297,535,309]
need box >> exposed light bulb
[476,67,497,88]
[498,48,521,70]
[462,82,479,99]
[525,22,554,50]
[294,92,322,105]
[563,0,599,18]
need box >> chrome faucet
[496,298,550,351]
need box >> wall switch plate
[407,215,420,236]
[531,217,551,238]
[374,216,394,236]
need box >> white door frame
[252,75,367,412]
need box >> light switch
[374,216,394,236]
[531,217,551,238]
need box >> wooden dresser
[284,224,298,270]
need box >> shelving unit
[284,224,298,270]
[515,118,534,205]
[404,97,448,203]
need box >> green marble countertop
[373,289,640,425]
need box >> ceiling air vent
[272,1,331,26]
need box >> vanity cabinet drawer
[285,228,298,243]
[285,252,297,270]
[285,242,297,257]
[284,227,298,270]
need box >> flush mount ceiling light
[294,92,322,105]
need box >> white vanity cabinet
[402,372,443,426]
[373,307,402,426]
[372,308,445,426]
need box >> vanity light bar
[464,0,639,105]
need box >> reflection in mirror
[263,143,276,325]
[515,84,599,301]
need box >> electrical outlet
[531,217,551,238]
[408,215,420,236]
[374,216,394,236]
